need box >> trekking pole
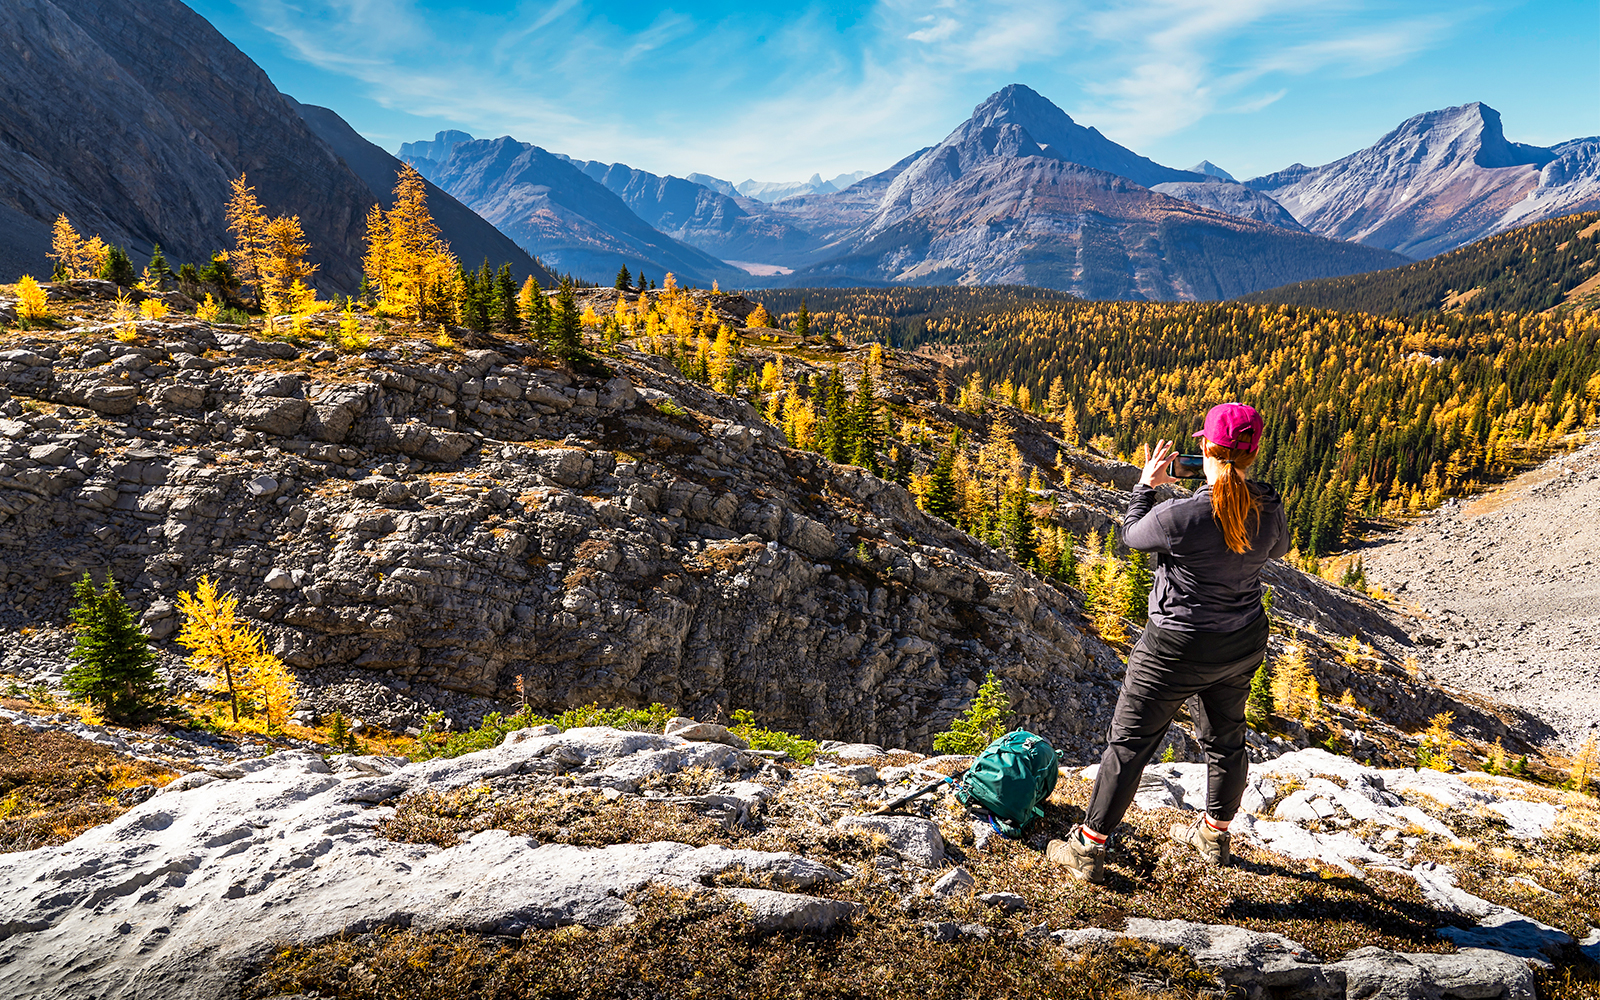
[870,769,967,816]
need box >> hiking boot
[1169,816,1230,866]
[1046,826,1105,884]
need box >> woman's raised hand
[1140,439,1178,488]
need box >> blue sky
[189,0,1599,184]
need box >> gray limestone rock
[835,815,944,868]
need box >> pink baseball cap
[1193,403,1264,453]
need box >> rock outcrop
[1,723,1587,1000]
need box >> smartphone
[1167,453,1205,479]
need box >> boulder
[835,815,945,867]
[663,717,750,750]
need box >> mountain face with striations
[1246,103,1600,258]
[0,0,544,289]
[779,86,1405,297]
[414,136,746,287]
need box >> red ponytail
[1202,439,1260,554]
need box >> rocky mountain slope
[786,156,1406,298]
[1245,103,1600,259]
[764,88,1406,297]
[1360,438,1600,749]
[557,156,823,265]
[0,0,540,292]
[417,137,747,287]
[1148,179,1307,231]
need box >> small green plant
[729,709,820,765]
[27,684,57,710]
[1511,754,1529,777]
[932,671,1012,755]
[62,572,163,722]
[1160,743,1177,764]
[654,398,688,418]
[408,703,677,762]
[326,710,362,755]
[1339,556,1368,590]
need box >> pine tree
[549,276,582,359]
[848,365,880,471]
[999,485,1036,565]
[922,446,959,521]
[1245,660,1274,728]
[99,246,136,287]
[793,298,810,340]
[1056,533,1079,583]
[62,574,162,721]
[147,244,173,284]
[494,264,520,337]
[1125,548,1152,621]
[615,264,632,291]
[822,365,849,462]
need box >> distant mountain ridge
[418,137,746,287]
[1245,103,1600,258]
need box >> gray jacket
[1122,481,1289,633]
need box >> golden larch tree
[48,215,109,280]
[176,576,296,727]
[224,174,271,305]
[259,215,316,313]
[364,164,459,323]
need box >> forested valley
[757,243,1600,558]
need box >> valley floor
[1360,439,1600,750]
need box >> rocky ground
[1,719,1596,1000]
[1361,439,1600,750]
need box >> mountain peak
[397,129,476,167]
[1378,102,1554,171]
[1188,160,1236,182]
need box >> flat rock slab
[835,814,944,867]
[0,736,845,1000]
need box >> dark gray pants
[1084,614,1268,835]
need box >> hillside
[1246,104,1600,258]
[0,0,543,293]
[754,286,1600,556]
[1241,211,1600,315]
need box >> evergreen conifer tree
[848,366,880,472]
[147,245,173,284]
[1000,486,1036,566]
[1245,660,1274,728]
[923,446,959,521]
[1056,533,1079,583]
[794,298,810,340]
[822,365,849,462]
[493,264,520,337]
[62,573,162,721]
[550,276,582,359]
[1126,549,1152,621]
[615,264,632,291]
[100,245,137,287]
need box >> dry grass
[249,888,1220,1000]
[0,719,181,852]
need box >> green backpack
[955,730,1061,838]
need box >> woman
[1048,402,1288,883]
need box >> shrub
[408,703,677,762]
[196,293,222,322]
[61,573,163,722]
[932,671,1012,755]
[139,298,168,322]
[14,276,49,324]
[729,709,819,764]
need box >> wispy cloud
[230,0,1495,180]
